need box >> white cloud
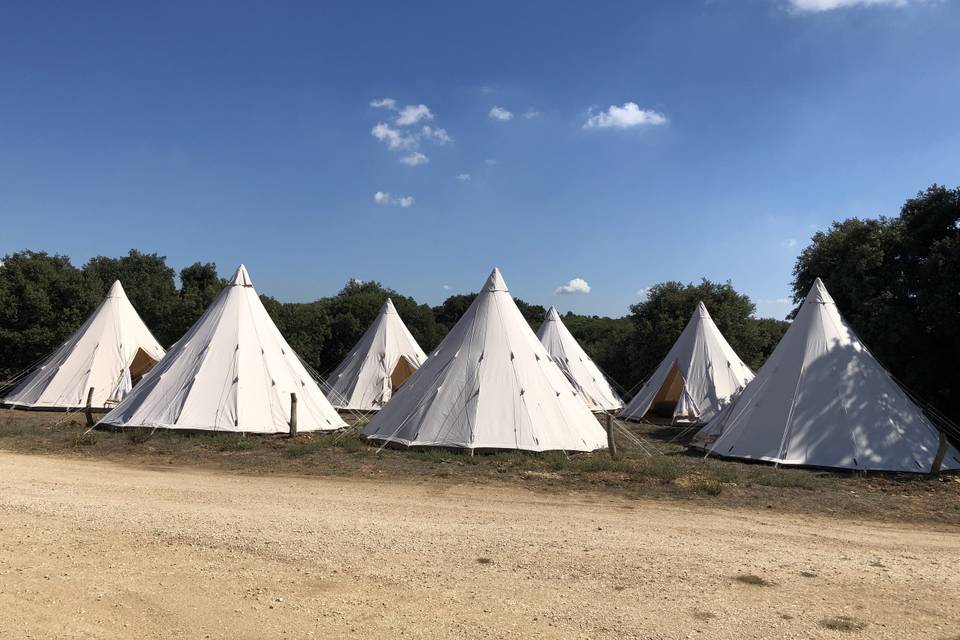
[421,126,452,145]
[484,158,497,166]
[371,122,417,150]
[489,106,514,121]
[369,98,397,110]
[787,0,908,12]
[373,191,415,208]
[636,287,652,298]
[555,277,591,295]
[395,104,433,126]
[442,284,452,290]
[399,152,429,166]
[584,102,668,129]
[523,109,541,119]
[781,238,799,248]
[456,173,471,181]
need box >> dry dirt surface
[1,452,958,640]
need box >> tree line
[1,184,956,424]
[0,250,787,399]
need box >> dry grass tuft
[734,574,774,587]
[819,616,866,632]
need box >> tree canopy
[793,184,960,424]
[1,251,786,403]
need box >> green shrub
[73,432,97,447]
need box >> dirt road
[0,452,957,639]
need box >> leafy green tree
[261,296,332,375]
[83,250,181,346]
[627,279,785,384]
[306,279,441,375]
[793,184,960,423]
[433,293,545,334]
[555,313,636,394]
[0,252,100,380]
[433,294,476,333]
[174,262,225,342]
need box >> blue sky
[1,0,958,319]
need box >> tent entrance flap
[649,363,687,418]
[129,347,160,385]
[390,356,416,392]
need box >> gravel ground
[1,452,958,639]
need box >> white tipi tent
[537,307,622,412]
[620,302,753,424]
[1,281,165,410]
[100,265,346,434]
[693,279,960,473]
[362,268,607,452]
[324,298,427,411]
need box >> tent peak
[805,278,834,305]
[381,298,398,314]
[545,306,561,321]
[694,301,711,318]
[229,264,254,287]
[483,267,509,293]
[106,280,127,298]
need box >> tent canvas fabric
[100,265,346,434]
[324,298,428,411]
[693,279,960,473]
[1,281,165,410]
[362,268,608,452]
[620,302,753,424]
[537,307,622,412]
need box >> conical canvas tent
[537,307,622,412]
[1,281,165,410]
[362,268,607,452]
[324,298,428,411]
[620,302,753,424]
[693,279,960,473]
[100,265,346,434]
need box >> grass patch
[750,469,821,490]
[475,557,493,565]
[691,610,716,621]
[126,429,154,444]
[284,433,366,458]
[632,455,683,483]
[0,422,29,438]
[687,477,724,496]
[734,574,774,587]
[819,616,866,632]
[799,570,818,578]
[208,435,257,452]
[73,432,97,447]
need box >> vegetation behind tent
[1,184,956,426]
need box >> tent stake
[605,413,617,459]
[929,430,948,477]
[289,392,298,438]
[84,387,95,427]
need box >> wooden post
[929,430,949,477]
[84,387,95,427]
[289,392,298,437]
[605,412,617,459]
